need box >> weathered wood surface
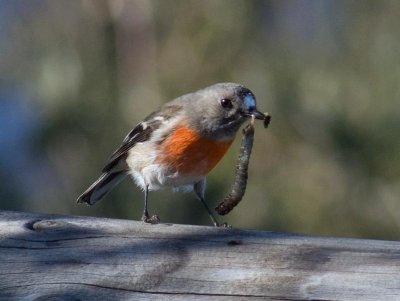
[1,210,400,301]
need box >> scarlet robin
[77,83,267,226]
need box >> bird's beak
[243,109,271,128]
[251,109,267,120]
[243,109,267,120]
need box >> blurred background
[1,0,400,240]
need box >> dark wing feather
[102,122,159,172]
[102,104,183,172]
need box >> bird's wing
[102,104,182,172]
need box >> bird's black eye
[220,98,233,109]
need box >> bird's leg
[193,180,224,227]
[197,196,220,227]
[141,185,159,224]
[141,184,150,221]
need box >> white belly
[126,143,203,191]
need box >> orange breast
[157,124,233,176]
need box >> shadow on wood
[0,210,399,300]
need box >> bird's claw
[217,222,232,228]
[142,214,160,224]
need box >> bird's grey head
[186,83,267,139]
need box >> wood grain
[1,210,400,300]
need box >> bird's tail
[77,171,128,205]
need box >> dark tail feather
[77,171,128,205]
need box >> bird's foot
[141,213,160,224]
[215,222,232,228]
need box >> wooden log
[1,210,400,300]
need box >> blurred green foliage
[1,0,400,239]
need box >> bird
[77,83,267,226]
